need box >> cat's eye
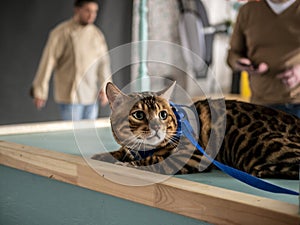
[159,110,168,120]
[132,111,145,120]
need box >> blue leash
[170,102,299,196]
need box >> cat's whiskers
[132,137,143,150]
[166,136,180,148]
[122,135,140,148]
[124,133,147,151]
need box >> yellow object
[240,71,251,98]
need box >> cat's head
[106,82,178,151]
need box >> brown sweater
[227,0,300,105]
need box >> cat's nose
[150,121,160,131]
[152,125,160,131]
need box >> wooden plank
[0,140,299,225]
[157,179,298,225]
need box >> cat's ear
[157,81,176,100]
[106,82,128,110]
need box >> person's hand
[33,98,46,110]
[98,90,109,106]
[276,64,300,89]
[236,58,269,75]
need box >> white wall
[202,0,233,94]
[132,0,239,95]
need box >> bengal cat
[92,82,300,179]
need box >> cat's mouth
[146,132,161,140]
[143,129,166,146]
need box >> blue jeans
[269,103,300,118]
[59,103,99,121]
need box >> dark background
[0,0,132,125]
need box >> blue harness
[170,102,299,196]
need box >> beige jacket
[32,19,111,104]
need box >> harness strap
[171,102,299,196]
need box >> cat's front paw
[91,152,118,163]
[114,161,138,168]
[114,161,130,166]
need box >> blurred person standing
[31,0,111,120]
[227,0,300,117]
